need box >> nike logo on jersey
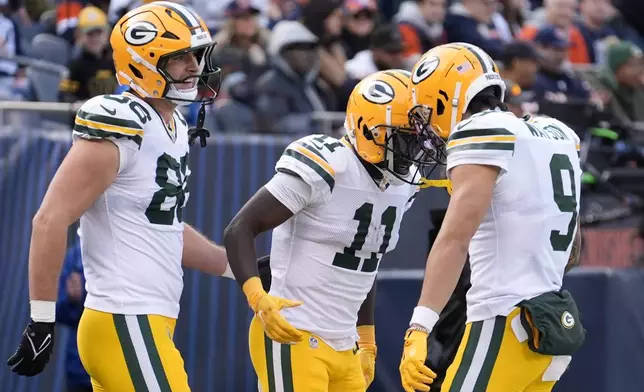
[27,333,51,360]
[100,105,116,116]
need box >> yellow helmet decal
[408,43,505,140]
[346,69,411,164]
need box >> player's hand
[7,321,55,376]
[243,277,303,344]
[400,329,436,392]
[357,325,377,388]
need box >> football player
[223,69,436,391]
[7,2,233,391]
[399,43,585,392]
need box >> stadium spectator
[602,2,644,52]
[519,0,590,64]
[585,41,644,123]
[393,0,447,63]
[265,0,304,29]
[502,41,539,113]
[109,0,194,26]
[58,6,115,102]
[253,20,336,133]
[577,0,618,64]
[345,23,405,81]
[501,40,539,90]
[301,0,347,90]
[55,0,109,44]
[614,0,644,42]
[211,0,270,82]
[56,239,91,392]
[14,0,52,57]
[499,0,529,36]
[54,0,84,43]
[531,25,591,103]
[206,71,256,133]
[504,78,535,116]
[341,0,378,60]
[443,0,509,60]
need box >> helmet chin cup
[166,84,198,106]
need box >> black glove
[7,321,55,376]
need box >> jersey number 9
[548,153,578,252]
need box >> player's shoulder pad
[276,134,350,193]
[447,110,518,157]
[73,94,146,148]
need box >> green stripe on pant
[113,314,149,392]
[264,334,295,392]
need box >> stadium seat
[30,33,71,66]
[26,66,61,102]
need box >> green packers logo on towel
[561,311,575,329]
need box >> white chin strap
[165,84,198,107]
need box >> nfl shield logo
[309,336,319,349]
[456,62,473,74]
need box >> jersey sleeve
[264,172,315,214]
[72,95,144,150]
[72,95,145,173]
[274,135,345,205]
[446,112,517,175]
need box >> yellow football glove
[399,329,437,392]
[242,277,304,344]
[357,325,377,388]
[419,178,453,195]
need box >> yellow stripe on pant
[77,308,190,392]
[442,308,571,392]
[248,316,365,392]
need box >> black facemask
[157,42,222,105]
[362,123,442,185]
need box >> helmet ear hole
[129,64,143,79]
[436,98,445,116]
[362,123,374,140]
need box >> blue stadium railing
[1,131,644,392]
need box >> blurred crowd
[0,0,642,135]
[0,2,641,390]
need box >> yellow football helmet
[345,69,437,186]
[111,1,221,105]
[408,43,505,153]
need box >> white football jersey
[446,110,582,323]
[73,92,190,319]
[265,135,419,351]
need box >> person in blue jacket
[57,238,92,392]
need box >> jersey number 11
[332,203,397,273]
